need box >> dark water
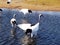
[0,8,60,45]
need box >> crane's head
[38,14,43,22]
[10,18,16,27]
[28,9,32,14]
[0,9,2,12]
[10,14,16,27]
[25,29,32,36]
[39,14,43,18]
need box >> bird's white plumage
[29,23,39,37]
[10,18,16,23]
[10,14,16,27]
[10,14,16,24]
[17,22,39,37]
[30,23,39,35]
[10,18,16,27]
[20,9,32,15]
[7,0,11,2]
[20,9,28,15]
[17,24,31,31]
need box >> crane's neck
[13,14,16,18]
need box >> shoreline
[1,7,60,12]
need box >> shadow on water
[0,8,60,45]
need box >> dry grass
[0,0,60,11]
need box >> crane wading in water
[20,9,32,15]
[10,13,43,37]
[17,14,42,37]
[10,14,17,37]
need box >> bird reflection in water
[20,32,36,45]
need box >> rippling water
[0,8,60,45]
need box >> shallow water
[0,8,60,45]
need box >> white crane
[10,14,16,27]
[7,0,11,4]
[20,9,32,15]
[17,14,42,37]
